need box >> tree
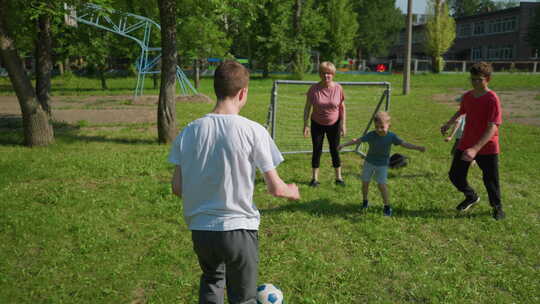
[0,0,54,146]
[449,0,518,17]
[353,0,403,62]
[317,0,357,66]
[253,0,294,77]
[526,5,540,58]
[157,0,177,144]
[425,0,456,73]
[177,0,231,89]
[291,0,327,78]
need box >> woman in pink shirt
[303,61,347,187]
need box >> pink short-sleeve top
[307,83,345,126]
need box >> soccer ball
[256,283,284,304]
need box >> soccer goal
[266,80,391,157]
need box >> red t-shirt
[307,83,345,126]
[458,90,502,155]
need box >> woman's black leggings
[311,119,341,168]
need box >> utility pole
[403,0,413,95]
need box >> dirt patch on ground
[0,93,212,125]
[2,91,538,126]
[432,89,540,126]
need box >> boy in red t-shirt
[440,62,505,220]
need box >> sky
[395,0,428,14]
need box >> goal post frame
[267,80,391,156]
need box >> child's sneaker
[456,195,480,212]
[309,179,320,187]
[335,179,346,186]
[383,205,392,216]
[361,200,369,209]
[492,206,505,220]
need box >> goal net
[266,80,391,157]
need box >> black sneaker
[456,196,480,212]
[361,200,369,209]
[383,205,392,216]
[492,207,505,220]
[309,179,320,187]
[335,179,346,186]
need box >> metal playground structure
[64,3,197,97]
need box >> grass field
[1,73,539,303]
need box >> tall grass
[1,73,539,303]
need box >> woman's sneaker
[492,207,505,220]
[309,179,320,187]
[383,205,392,216]
[335,179,346,186]
[361,200,369,209]
[456,196,480,212]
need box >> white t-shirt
[168,114,284,231]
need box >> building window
[474,21,485,35]
[486,17,517,34]
[472,47,483,60]
[412,31,425,44]
[487,45,514,60]
[458,23,472,37]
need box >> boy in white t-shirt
[169,60,300,304]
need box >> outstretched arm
[444,117,461,142]
[171,165,182,198]
[263,169,300,200]
[338,137,362,151]
[441,111,461,135]
[400,141,426,152]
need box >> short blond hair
[319,61,336,74]
[374,111,391,124]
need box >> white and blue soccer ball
[256,283,284,304]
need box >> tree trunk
[35,13,53,115]
[99,69,108,89]
[64,58,71,72]
[292,0,304,79]
[152,73,158,89]
[157,0,177,144]
[356,48,362,70]
[0,1,54,146]
[194,59,200,89]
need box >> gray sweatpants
[191,229,259,304]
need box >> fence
[395,59,540,74]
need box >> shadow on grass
[0,114,156,146]
[260,198,362,221]
[261,196,492,220]
[390,206,492,220]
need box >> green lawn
[1,73,539,303]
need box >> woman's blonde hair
[374,111,391,124]
[319,61,336,75]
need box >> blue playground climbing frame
[68,3,197,97]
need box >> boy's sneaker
[456,196,480,212]
[309,179,320,187]
[335,179,346,186]
[492,207,505,220]
[361,200,369,209]
[383,205,392,216]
